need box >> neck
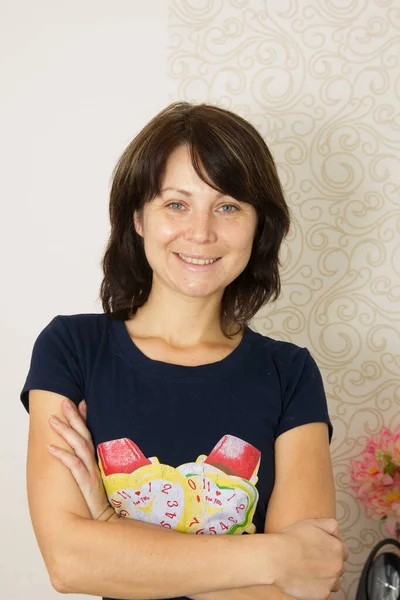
[128,287,240,348]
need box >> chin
[176,284,223,298]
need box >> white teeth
[178,253,218,265]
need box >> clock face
[97,435,261,535]
[104,463,187,530]
[368,553,400,600]
[176,458,258,534]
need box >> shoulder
[247,326,312,369]
[53,312,109,328]
[35,313,111,356]
[47,312,110,336]
[246,327,321,389]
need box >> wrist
[107,512,121,522]
[256,532,286,587]
[95,504,119,522]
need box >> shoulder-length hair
[99,101,291,338]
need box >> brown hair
[98,101,291,338]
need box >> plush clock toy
[97,434,261,535]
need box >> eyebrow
[160,187,225,199]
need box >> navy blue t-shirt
[20,313,333,600]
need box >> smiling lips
[175,252,221,265]
[174,252,222,270]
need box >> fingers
[47,401,113,521]
[64,399,94,453]
[48,443,90,486]
[331,530,349,562]
[331,575,343,593]
[62,399,92,447]
[331,580,339,593]
[330,527,349,565]
[48,443,111,521]
[78,399,87,421]
[343,543,349,561]
[48,401,96,476]
[311,517,339,537]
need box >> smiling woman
[20,101,347,600]
[129,143,259,320]
[101,100,291,341]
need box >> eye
[219,204,239,213]
[165,202,239,213]
[166,202,185,210]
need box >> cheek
[143,218,180,252]
[159,220,180,238]
[145,211,174,235]
[224,225,255,253]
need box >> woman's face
[134,144,258,300]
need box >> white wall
[1,2,168,598]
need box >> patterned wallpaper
[167,1,400,597]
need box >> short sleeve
[20,315,84,413]
[275,347,333,444]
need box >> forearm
[107,515,293,600]
[190,583,294,600]
[55,513,277,599]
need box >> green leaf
[386,463,395,477]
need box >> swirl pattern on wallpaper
[168,0,400,597]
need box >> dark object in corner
[355,538,400,600]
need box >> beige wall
[168,1,400,598]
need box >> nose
[183,210,217,244]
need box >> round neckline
[110,318,254,380]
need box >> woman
[20,101,347,600]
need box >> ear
[133,210,143,237]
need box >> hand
[271,518,348,600]
[47,398,117,522]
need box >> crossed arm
[27,391,338,599]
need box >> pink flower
[348,425,400,520]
